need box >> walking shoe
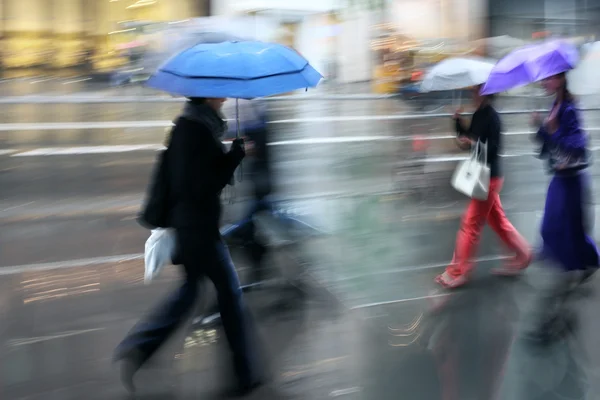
[435,271,468,289]
[114,350,143,394]
[491,252,533,276]
[119,358,138,394]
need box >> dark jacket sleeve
[455,109,501,158]
[483,112,501,160]
[173,119,244,202]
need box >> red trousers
[447,178,529,278]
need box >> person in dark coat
[114,97,261,396]
[223,99,273,283]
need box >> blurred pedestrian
[225,99,274,284]
[436,86,532,288]
[532,72,599,279]
[114,97,262,396]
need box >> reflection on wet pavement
[2,255,598,399]
[356,265,598,400]
[0,258,356,399]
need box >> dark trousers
[115,230,256,384]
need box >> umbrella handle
[238,160,244,182]
[236,98,241,139]
[236,98,243,182]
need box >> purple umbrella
[480,40,579,95]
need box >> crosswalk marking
[4,141,600,160]
[2,119,599,131]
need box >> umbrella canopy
[568,41,600,95]
[481,40,579,95]
[141,30,245,77]
[147,40,322,99]
[419,57,496,92]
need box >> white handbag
[451,140,490,200]
[144,228,176,284]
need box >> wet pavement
[1,95,600,398]
[1,250,599,399]
[0,258,355,399]
[355,267,600,400]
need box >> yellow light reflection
[388,331,422,347]
[183,328,219,349]
[388,312,424,347]
[108,28,136,35]
[24,288,101,304]
[18,258,179,304]
[388,313,423,336]
[127,0,157,9]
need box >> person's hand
[453,107,464,120]
[230,138,246,159]
[455,136,472,150]
[244,140,256,157]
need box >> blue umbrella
[143,31,246,81]
[147,40,322,99]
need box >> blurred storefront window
[0,0,209,78]
[366,0,486,94]
[488,0,600,40]
[210,0,339,84]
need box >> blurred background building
[0,0,597,92]
[210,0,339,83]
[0,0,211,77]
[488,0,600,40]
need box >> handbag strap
[472,139,488,165]
[470,139,480,162]
[480,140,488,166]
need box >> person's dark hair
[188,97,207,104]
[476,84,494,102]
[558,72,574,102]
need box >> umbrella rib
[157,65,312,81]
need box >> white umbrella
[568,41,600,96]
[420,57,496,93]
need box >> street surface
[1,86,600,399]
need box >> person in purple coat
[533,72,599,277]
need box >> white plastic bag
[144,228,176,284]
[451,140,490,200]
